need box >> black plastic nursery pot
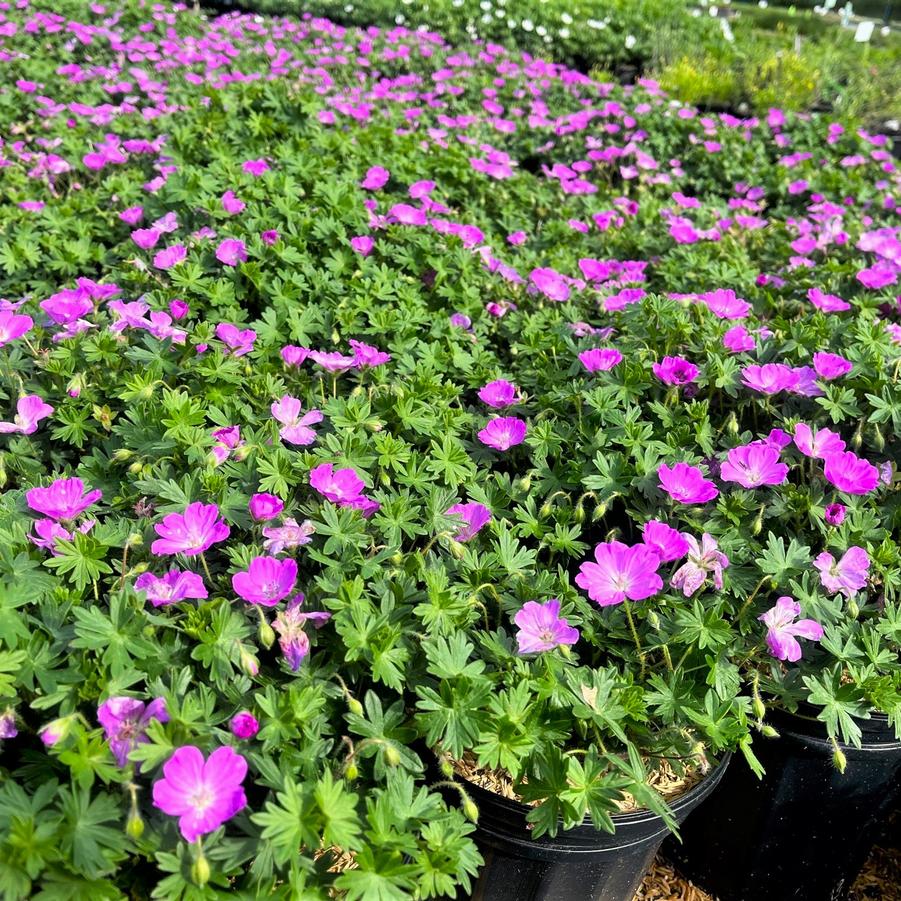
[455,755,730,901]
[664,707,901,901]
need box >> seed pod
[761,725,779,739]
[833,747,847,774]
[463,797,479,824]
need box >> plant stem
[200,552,212,583]
[737,575,769,620]
[623,601,646,677]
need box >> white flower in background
[559,27,571,37]
[480,0,491,9]
[481,14,491,22]
[625,34,637,48]
[522,18,534,30]
[561,11,573,23]
[536,25,547,35]
[344,3,353,10]
[394,13,405,23]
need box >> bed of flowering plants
[0,0,900,897]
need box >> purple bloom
[530,267,570,302]
[793,424,846,459]
[808,288,850,312]
[135,570,208,607]
[478,379,517,408]
[579,348,623,373]
[271,395,323,446]
[151,503,230,556]
[825,503,846,525]
[153,244,187,270]
[790,366,825,398]
[0,395,53,436]
[477,416,527,451]
[759,596,824,662]
[652,356,699,386]
[221,190,245,215]
[243,159,270,176]
[450,313,472,330]
[250,493,284,522]
[741,363,799,394]
[272,596,331,670]
[281,345,311,367]
[446,503,491,542]
[813,547,869,598]
[98,697,169,767]
[350,235,374,256]
[310,350,357,373]
[670,533,729,596]
[215,239,247,266]
[0,709,16,740]
[0,310,33,348]
[575,541,663,607]
[152,745,247,843]
[723,325,755,353]
[230,712,259,740]
[262,517,315,554]
[658,462,719,504]
[261,229,279,245]
[232,556,298,607]
[216,323,256,356]
[642,520,689,562]
[349,339,390,368]
[823,451,880,495]
[720,444,789,489]
[27,477,102,521]
[310,463,365,504]
[361,166,389,190]
[131,227,160,250]
[514,599,580,654]
[40,289,92,325]
[812,352,853,380]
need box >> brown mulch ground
[635,845,901,901]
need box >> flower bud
[191,852,211,887]
[539,503,552,518]
[752,506,765,536]
[128,462,143,475]
[113,448,134,462]
[761,725,779,739]
[752,697,766,720]
[439,758,454,779]
[230,711,260,740]
[847,599,859,619]
[380,471,391,487]
[348,697,364,717]
[384,744,401,766]
[574,504,585,523]
[258,620,276,649]
[331,328,340,344]
[0,708,17,740]
[726,412,739,435]
[647,610,660,630]
[345,762,359,781]
[463,797,479,823]
[389,552,403,566]
[125,811,145,840]
[127,533,143,548]
[233,444,252,462]
[516,474,531,492]
[833,747,847,774]
[449,540,465,559]
[239,646,260,677]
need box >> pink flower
[151,502,230,556]
[232,556,297,606]
[215,239,247,266]
[215,323,256,357]
[262,517,315,554]
[652,356,699,386]
[812,352,853,380]
[514,599,580,653]
[349,340,390,368]
[670,533,729,596]
[642,520,689,562]
[361,166,389,190]
[310,463,365,504]
[281,345,311,367]
[273,597,331,670]
[823,451,880,495]
[271,395,323,446]
[98,697,169,768]
[350,235,374,256]
[0,310,33,347]
[579,348,622,373]
[40,290,92,325]
[759,596,824,662]
[221,190,245,215]
[243,159,269,176]
[790,366,824,398]
[131,227,160,250]
[478,379,517,408]
[741,364,799,394]
[261,229,279,245]
[658,462,719,504]
[119,206,144,225]
[310,350,356,373]
[230,712,259,740]
[446,503,491,542]
[153,244,187,270]
[169,300,189,320]
[575,541,663,607]
[720,444,789,489]
[30,518,78,554]
[530,267,570,302]
[152,746,247,843]
[824,503,846,525]
[722,325,755,353]
[477,416,527,451]
[0,710,16,740]
[793,423,846,459]
[249,493,284,522]
[0,395,53,436]
[813,547,869,598]
[135,570,208,607]
[808,288,850,312]
[27,477,102,521]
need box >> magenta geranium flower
[793,423,846,459]
[273,596,332,670]
[349,340,390,368]
[759,596,824,662]
[813,547,869,598]
[813,352,853,380]
[151,502,230,556]
[98,697,169,767]
[26,477,102,522]
[152,746,247,843]
[445,502,491,542]
[823,451,880,495]
[221,190,245,215]
[579,348,623,373]
[135,570,208,607]
[824,503,846,525]
[575,541,662,607]
[249,493,284,522]
[0,395,53,436]
[40,289,92,326]
[153,244,187,270]
[530,267,570,302]
[478,379,517,408]
[309,463,365,504]
[361,166,389,190]
[652,356,699,386]
[477,416,527,451]
[808,288,850,312]
[790,366,824,398]
[514,599,580,653]
[350,235,374,256]
[281,345,311,367]
[262,517,315,554]
[658,462,719,504]
[230,712,260,740]
[243,158,269,176]
[0,310,33,347]
[641,520,689,562]
[722,325,755,353]
[232,556,298,606]
[215,323,256,356]
[720,444,789,489]
[310,350,356,373]
[741,363,799,394]
[215,238,247,266]
[271,395,323,446]
[670,533,729,597]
